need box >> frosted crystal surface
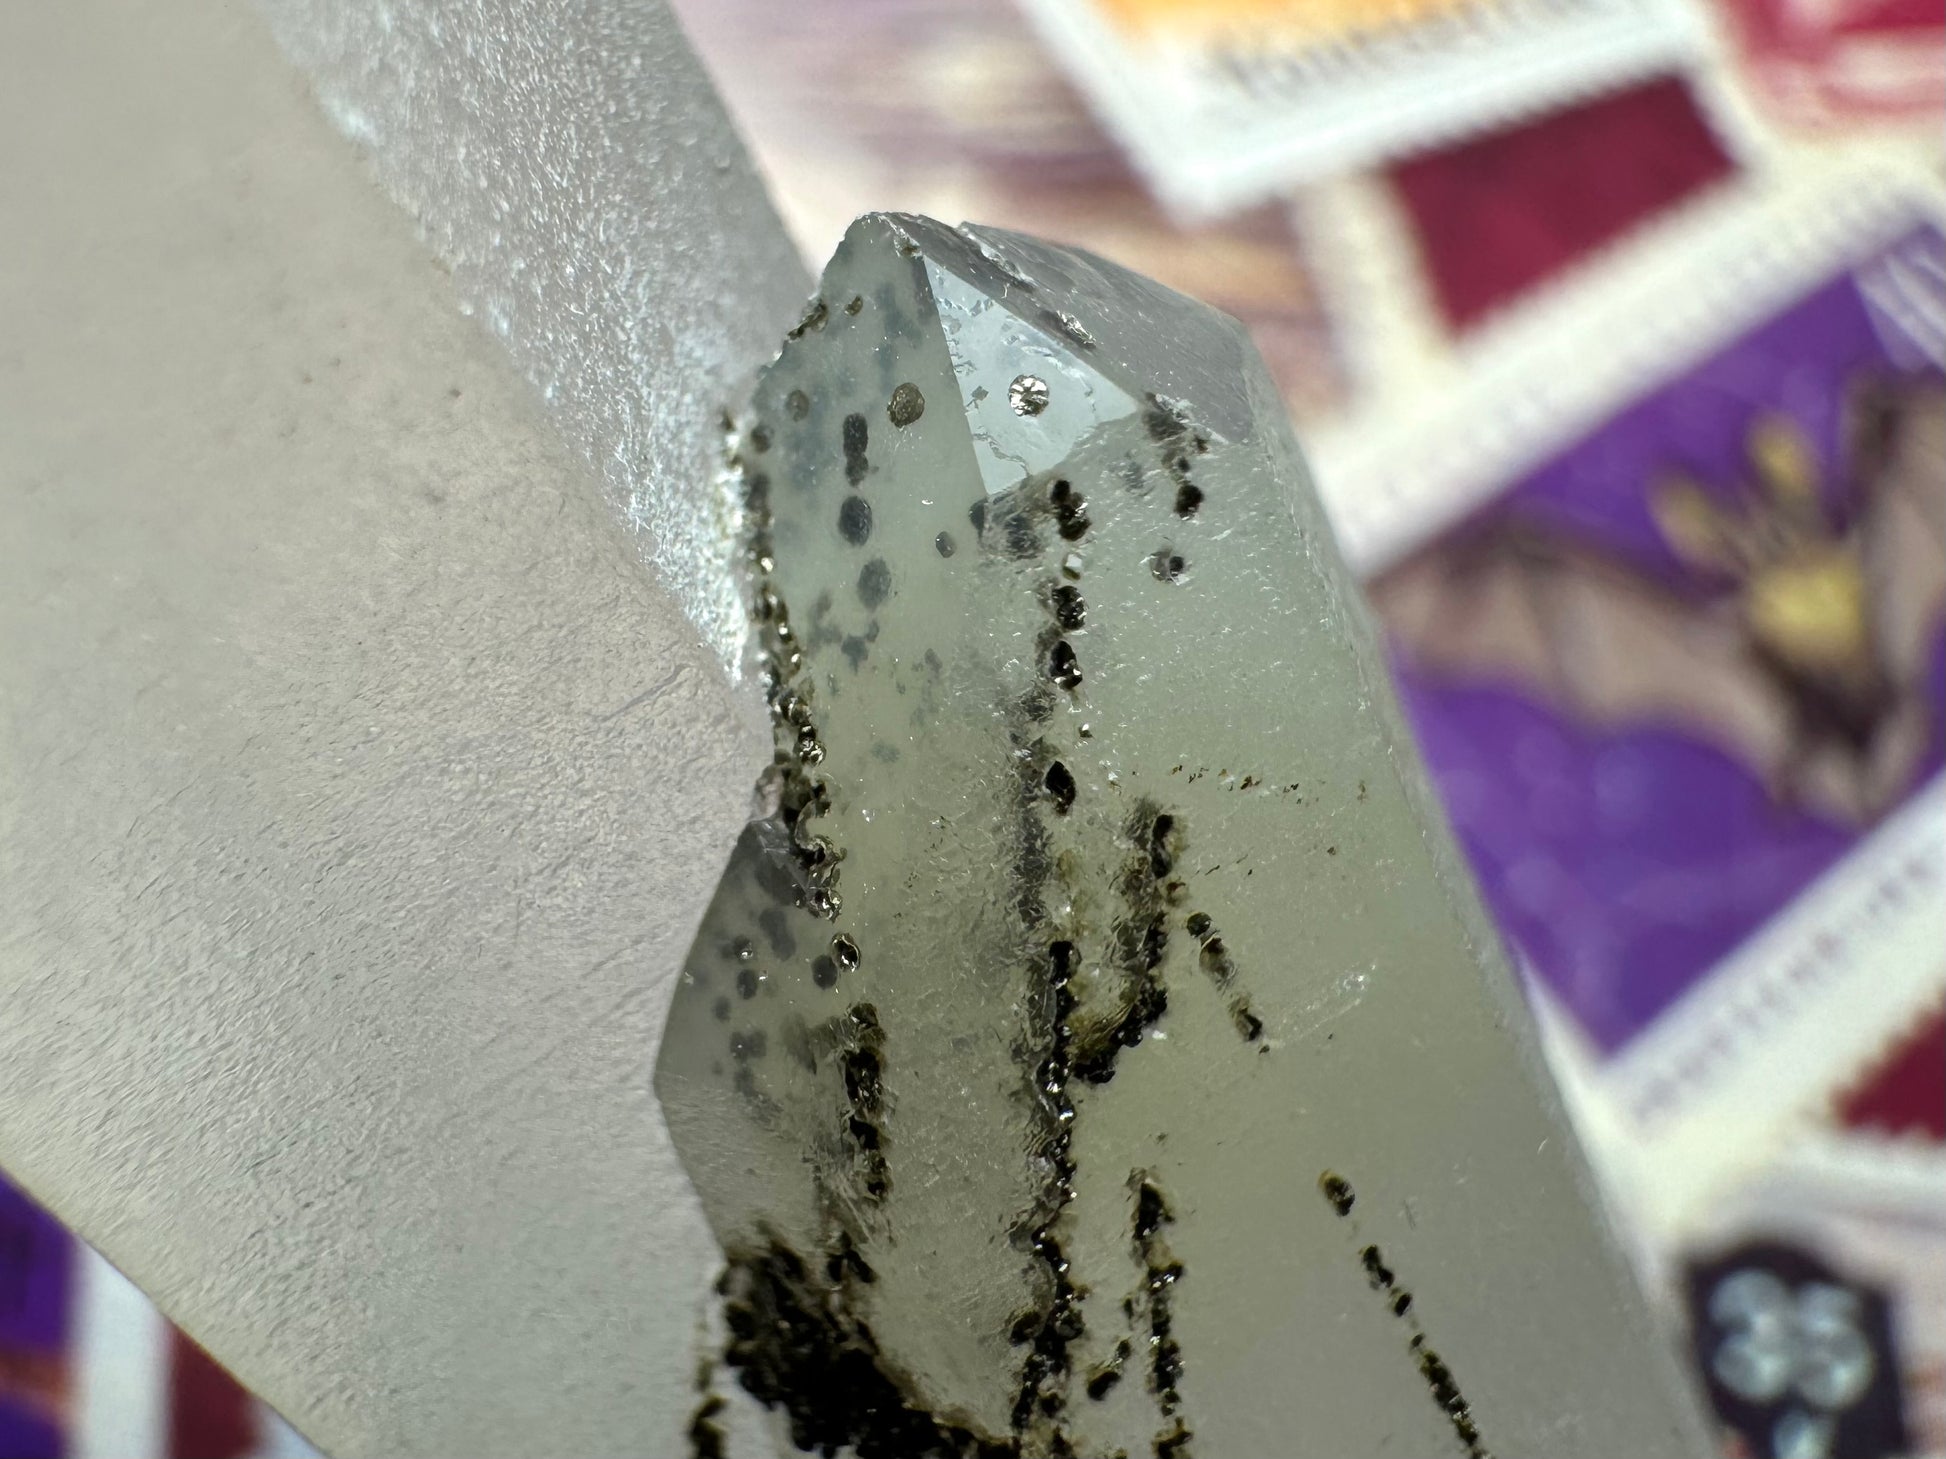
[654,216,1706,1458]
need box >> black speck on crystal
[856,558,892,609]
[1044,761,1077,814]
[1047,639,1081,690]
[837,494,873,546]
[842,413,870,486]
[887,383,925,428]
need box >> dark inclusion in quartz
[654,216,1682,1459]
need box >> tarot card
[1315,73,1739,347]
[1834,1000,1944,1138]
[1666,1137,1946,1458]
[1019,0,1705,215]
[1353,162,1946,1232]
[0,1181,70,1459]
[1716,0,1946,134]
[0,1174,315,1459]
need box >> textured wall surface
[258,0,814,674]
[0,1,804,1454]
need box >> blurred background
[3,1,1940,1454]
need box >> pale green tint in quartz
[653,216,1708,1459]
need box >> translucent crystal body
[654,216,1703,1459]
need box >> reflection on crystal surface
[655,216,1701,1459]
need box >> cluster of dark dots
[1131,1176,1192,1459]
[768,684,842,920]
[829,407,901,620]
[808,927,863,994]
[785,296,828,341]
[714,1239,1009,1459]
[744,366,929,948]
[1183,913,1264,1044]
[1320,1171,1356,1218]
[1143,394,1212,521]
[1006,496,1188,1448]
[1047,478,1090,541]
[1009,938,1086,1446]
[1068,806,1177,1086]
[715,936,769,1011]
[1032,476,1091,695]
[1362,1245,1410,1316]
[731,399,847,930]
[1005,463,1118,1448]
[1316,1172,1490,1459]
[840,1003,889,1203]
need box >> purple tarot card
[0,1177,72,1457]
[1371,224,1946,1057]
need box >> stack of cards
[1021,0,1940,214]
[0,1179,315,1459]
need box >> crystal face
[654,217,1702,1459]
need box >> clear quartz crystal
[654,216,1703,1459]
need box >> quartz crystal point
[654,216,1705,1459]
